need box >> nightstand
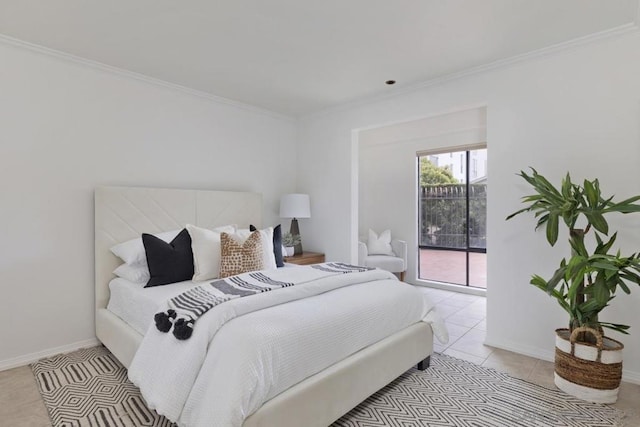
[284,251,325,265]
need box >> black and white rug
[32,346,173,426]
[32,346,624,427]
[334,354,624,427]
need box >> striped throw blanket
[154,263,373,340]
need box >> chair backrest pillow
[367,229,395,256]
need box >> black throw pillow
[143,228,194,287]
[250,224,284,267]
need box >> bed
[95,186,436,427]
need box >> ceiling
[0,1,637,116]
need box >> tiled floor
[1,288,639,426]
[0,364,50,426]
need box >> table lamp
[279,193,310,255]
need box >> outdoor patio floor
[419,248,487,288]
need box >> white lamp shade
[280,194,311,218]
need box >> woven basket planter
[554,326,623,403]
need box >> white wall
[0,41,296,367]
[358,108,486,283]
[298,32,640,381]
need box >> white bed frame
[95,186,433,427]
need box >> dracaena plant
[506,168,640,339]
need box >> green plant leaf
[535,214,549,230]
[593,280,611,306]
[546,213,559,246]
[594,232,617,255]
[505,207,531,220]
[562,173,572,199]
[616,278,632,294]
[584,211,609,234]
[546,266,567,292]
[603,195,640,213]
[530,275,549,292]
[583,179,598,207]
[591,262,619,271]
[600,322,630,334]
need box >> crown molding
[302,21,640,121]
[0,33,294,122]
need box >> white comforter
[128,267,447,427]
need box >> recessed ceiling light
[385,80,396,85]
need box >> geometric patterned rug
[31,346,174,427]
[334,353,625,427]
[32,346,625,427]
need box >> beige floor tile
[442,334,463,348]
[444,322,472,339]
[0,366,50,427]
[460,328,486,340]
[483,348,537,365]
[473,319,487,331]
[461,305,487,318]
[613,381,640,425]
[435,303,463,318]
[449,330,494,358]
[420,288,457,303]
[433,343,448,353]
[482,349,539,380]
[446,293,482,304]
[439,297,476,308]
[467,299,487,310]
[443,348,488,365]
[446,313,483,328]
[1,400,51,427]
[0,366,43,402]
[618,410,640,427]
[437,299,471,309]
[526,359,556,389]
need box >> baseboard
[485,337,640,385]
[622,369,640,385]
[0,338,100,371]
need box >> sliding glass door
[418,148,487,288]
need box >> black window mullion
[465,150,470,287]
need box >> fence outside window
[420,183,487,249]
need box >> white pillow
[187,224,237,281]
[110,229,181,267]
[367,229,394,255]
[113,263,150,284]
[234,227,277,270]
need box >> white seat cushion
[365,255,404,273]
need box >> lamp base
[290,218,303,255]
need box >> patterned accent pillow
[220,231,265,278]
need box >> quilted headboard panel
[94,186,262,311]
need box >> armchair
[358,238,407,281]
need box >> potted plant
[282,232,301,257]
[507,168,640,403]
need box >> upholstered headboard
[94,186,263,312]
